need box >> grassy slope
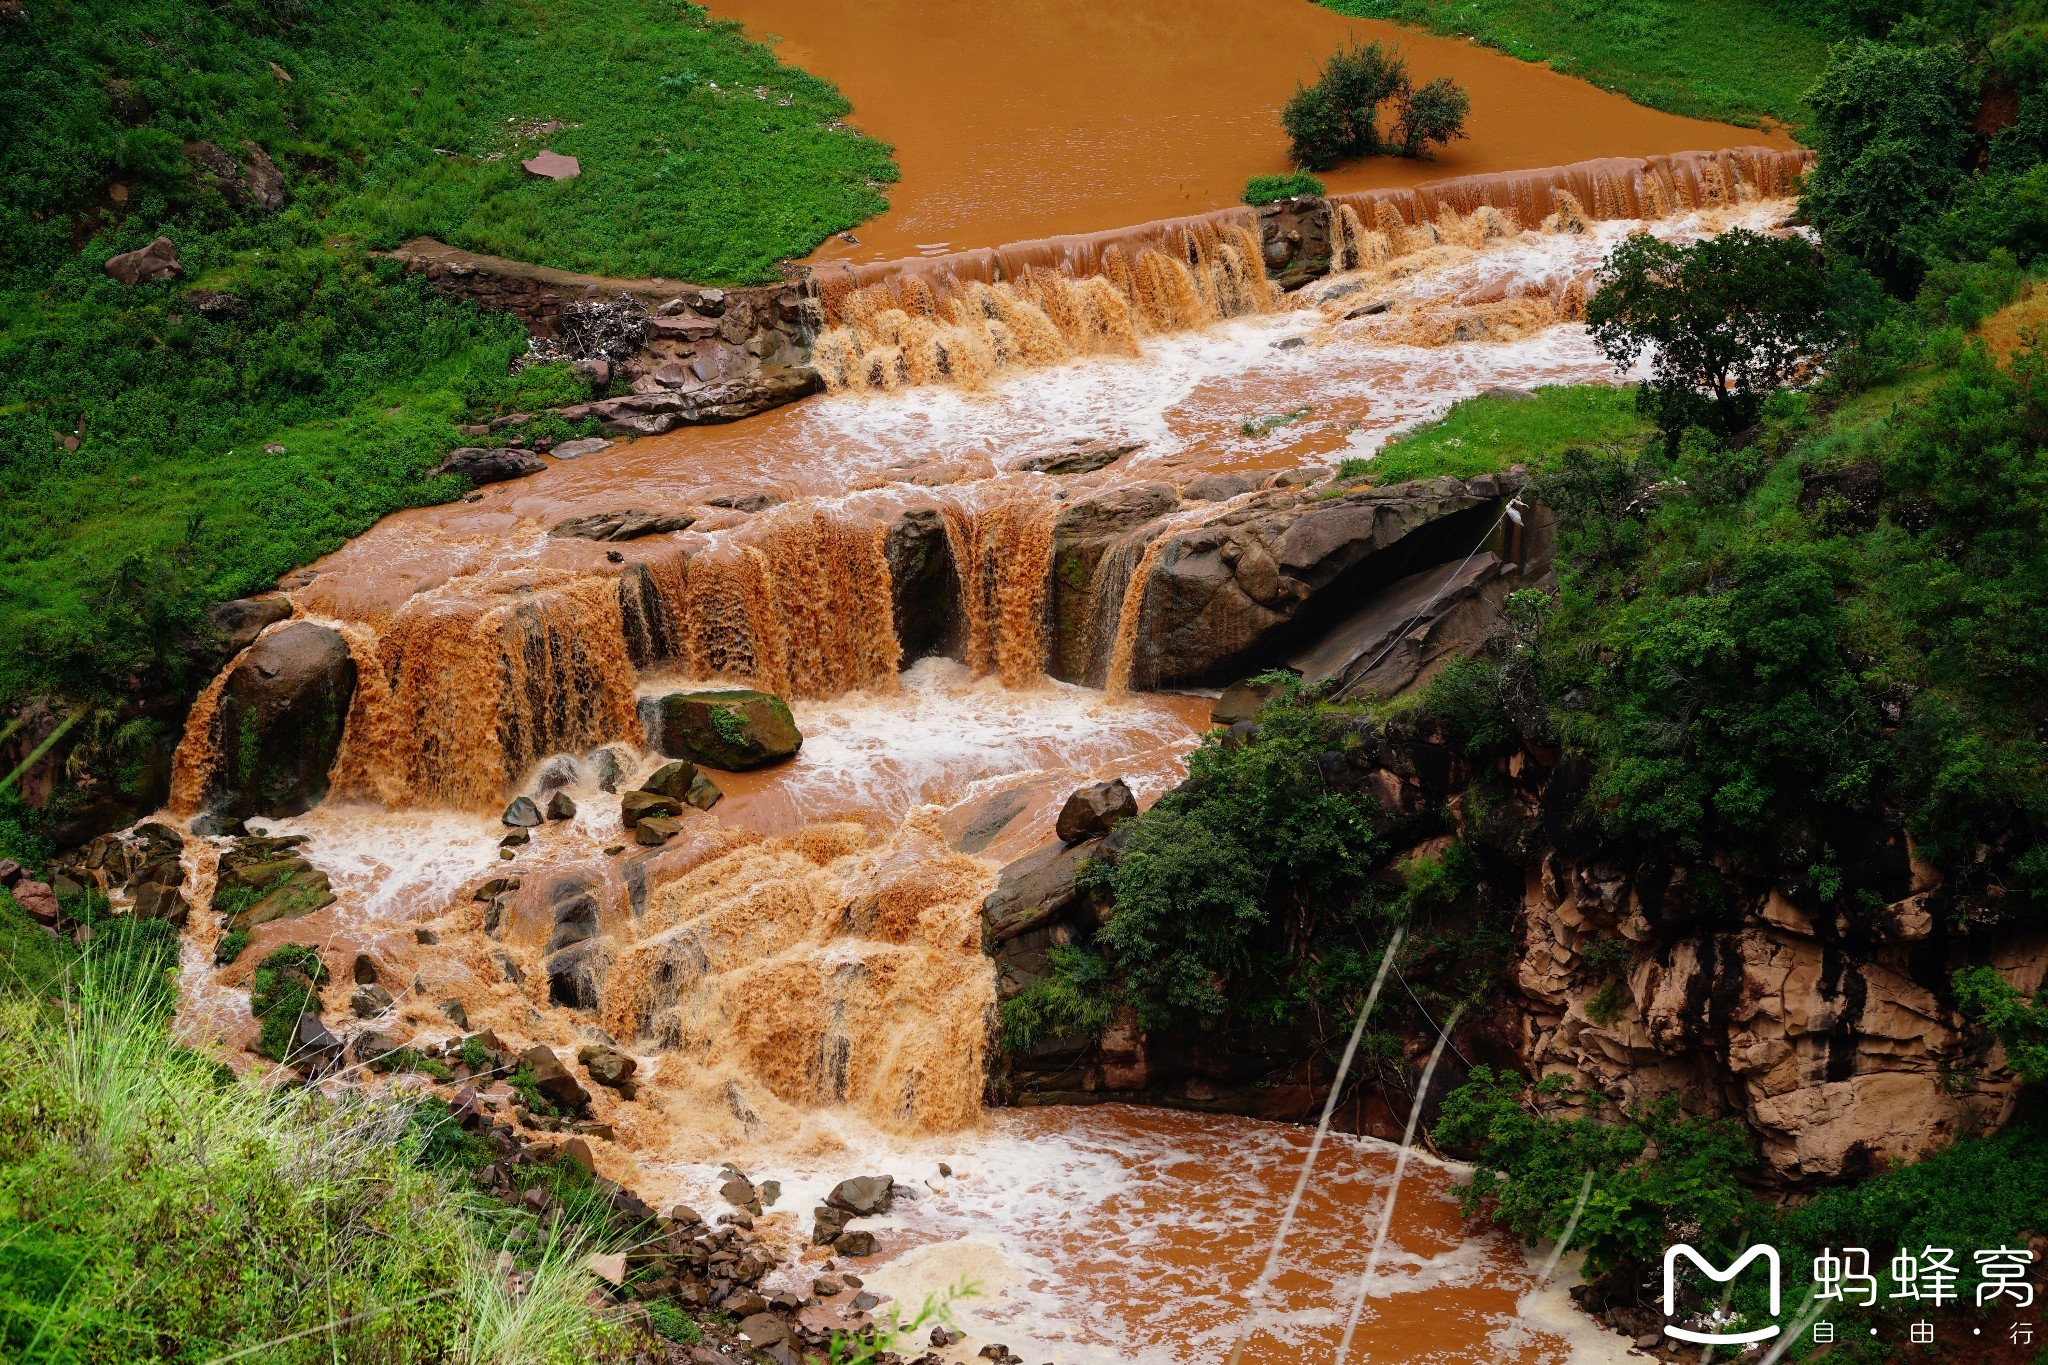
[0,0,896,702]
[1321,0,1831,129]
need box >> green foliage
[0,902,618,1362]
[214,927,252,965]
[708,704,751,748]
[509,1063,564,1119]
[1433,1066,1756,1276]
[1802,40,1976,288]
[248,942,327,1062]
[1586,228,1838,441]
[0,0,896,708]
[1321,0,1829,128]
[1242,171,1327,205]
[1090,679,1387,1027]
[1954,966,2048,1083]
[645,1298,702,1343]
[1282,41,1466,169]
[1394,76,1472,158]
[998,944,1117,1051]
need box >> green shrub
[248,943,326,1062]
[1954,966,2048,1083]
[1585,227,1838,442]
[1282,40,1465,169]
[998,945,1117,1051]
[1242,171,1326,205]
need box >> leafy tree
[1395,76,1471,158]
[1954,966,2048,1083]
[1585,227,1837,441]
[1281,41,1466,169]
[1802,40,1975,288]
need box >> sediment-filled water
[161,161,1798,1362]
[708,0,1797,263]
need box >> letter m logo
[1663,1244,1782,1345]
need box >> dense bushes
[1242,171,1325,205]
[1281,41,1468,170]
[1585,228,1838,441]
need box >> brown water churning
[812,217,1274,391]
[710,0,1795,264]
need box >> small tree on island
[1585,227,1838,443]
[1282,41,1468,170]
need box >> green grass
[0,0,898,711]
[0,892,629,1363]
[1321,0,1831,129]
[1243,171,1328,205]
[1337,384,1652,485]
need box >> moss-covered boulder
[205,621,357,818]
[641,690,801,771]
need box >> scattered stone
[1054,779,1137,844]
[812,1206,850,1244]
[814,1275,843,1296]
[577,1042,637,1090]
[1477,384,1535,402]
[434,447,546,485]
[502,796,542,827]
[289,1013,344,1076]
[416,927,440,945]
[473,876,518,901]
[851,1290,881,1311]
[350,984,394,1018]
[438,999,470,1029]
[667,1204,703,1226]
[550,438,614,463]
[642,689,802,771]
[725,1288,770,1316]
[826,1175,895,1217]
[638,761,699,801]
[603,845,625,857]
[500,829,529,849]
[544,790,576,821]
[1342,298,1391,319]
[0,860,21,888]
[833,1230,878,1257]
[187,289,250,320]
[620,788,684,824]
[1183,472,1254,502]
[738,1313,790,1348]
[938,1162,952,1177]
[352,1029,407,1070]
[584,1250,627,1285]
[1272,336,1307,350]
[931,1324,964,1347]
[104,236,181,286]
[11,880,60,927]
[635,815,682,846]
[522,150,581,180]
[721,1173,759,1207]
[516,1045,591,1112]
[757,1178,780,1207]
[352,953,379,984]
[719,1209,756,1229]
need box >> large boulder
[1055,779,1137,844]
[641,690,801,770]
[1112,474,1535,689]
[203,622,357,818]
[206,595,292,654]
[104,236,181,286]
[883,507,959,663]
[517,1044,592,1111]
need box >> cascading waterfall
[811,217,1277,392]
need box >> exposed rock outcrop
[434,446,546,485]
[104,236,181,286]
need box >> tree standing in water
[1281,41,1469,170]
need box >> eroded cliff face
[988,720,2048,1188]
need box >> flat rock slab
[550,436,612,460]
[522,150,580,180]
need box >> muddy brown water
[710,0,1796,264]
[166,148,1797,1359]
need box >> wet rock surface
[434,446,547,485]
[1054,779,1137,844]
[199,622,357,819]
[642,689,802,771]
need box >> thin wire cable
[1333,1000,1468,1365]
[1392,961,1470,1069]
[1224,926,1407,1365]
